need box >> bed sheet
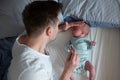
[46,28,120,80]
[58,0,120,28]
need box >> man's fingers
[71,48,77,63]
[70,21,85,27]
[65,22,68,25]
[76,54,80,65]
[67,46,75,61]
[66,52,72,61]
[72,52,76,63]
[70,48,80,66]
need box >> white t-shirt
[8,36,53,80]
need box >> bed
[47,28,120,80]
[0,0,119,80]
[46,0,120,80]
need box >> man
[7,1,81,80]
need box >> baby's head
[72,21,90,38]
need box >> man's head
[72,22,90,38]
[22,1,62,40]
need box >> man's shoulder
[12,37,50,66]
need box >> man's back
[8,36,53,80]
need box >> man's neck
[19,34,48,54]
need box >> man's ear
[46,26,52,36]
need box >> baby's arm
[85,40,96,50]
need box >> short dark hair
[22,1,62,37]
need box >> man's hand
[59,21,85,32]
[60,48,80,80]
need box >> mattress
[46,28,120,80]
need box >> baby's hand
[91,41,96,46]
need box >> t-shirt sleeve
[18,67,50,80]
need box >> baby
[66,21,96,80]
